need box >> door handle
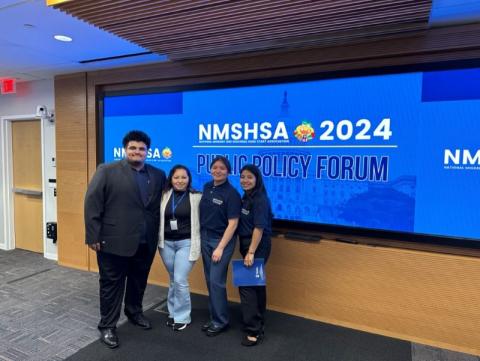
[13,188,42,197]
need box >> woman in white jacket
[158,165,201,331]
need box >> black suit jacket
[84,159,166,257]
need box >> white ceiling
[0,0,166,82]
[1,0,479,83]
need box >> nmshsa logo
[444,149,480,170]
[162,147,172,159]
[112,146,173,162]
[198,121,289,144]
[293,120,315,142]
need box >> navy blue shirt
[237,191,272,242]
[200,180,241,239]
[131,167,150,205]
[131,166,150,243]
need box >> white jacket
[158,189,202,261]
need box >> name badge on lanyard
[170,192,186,231]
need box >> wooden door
[12,120,43,253]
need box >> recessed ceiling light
[54,35,73,42]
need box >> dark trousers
[96,244,155,329]
[201,234,236,328]
[238,238,271,336]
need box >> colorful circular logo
[161,147,172,159]
[293,121,315,142]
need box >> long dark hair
[240,164,266,196]
[166,164,193,192]
[240,164,273,218]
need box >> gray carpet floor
[0,249,166,361]
[0,249,476,361]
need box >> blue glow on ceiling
[430,0,480,26]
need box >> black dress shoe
[206,324,228,337]
[201,321,212,332]
[100,328,119,349]
[127,313,152,330]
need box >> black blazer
[84,159,166,257]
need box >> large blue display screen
[103,68,480,241]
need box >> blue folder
[232,258,266,287]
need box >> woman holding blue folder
[237,164,273,346]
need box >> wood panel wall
[56,24,480,356]
[56,74,90,270]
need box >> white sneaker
[173,323,188,331]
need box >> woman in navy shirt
[237,164,272,346]
[199,156,241,336]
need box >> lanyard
[171,192,187,219]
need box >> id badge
[170,219,178,231]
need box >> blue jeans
[159,239,195,324]
[201,234,236,328]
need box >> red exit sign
[1,79,16,94]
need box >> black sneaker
[201,321,212,332]
[173,323,188,331]
[166,317,174,327]
[206,324,228,337]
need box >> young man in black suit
[84,130,166,348]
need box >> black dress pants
[238,238,271,337]
[96,244,156,329]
